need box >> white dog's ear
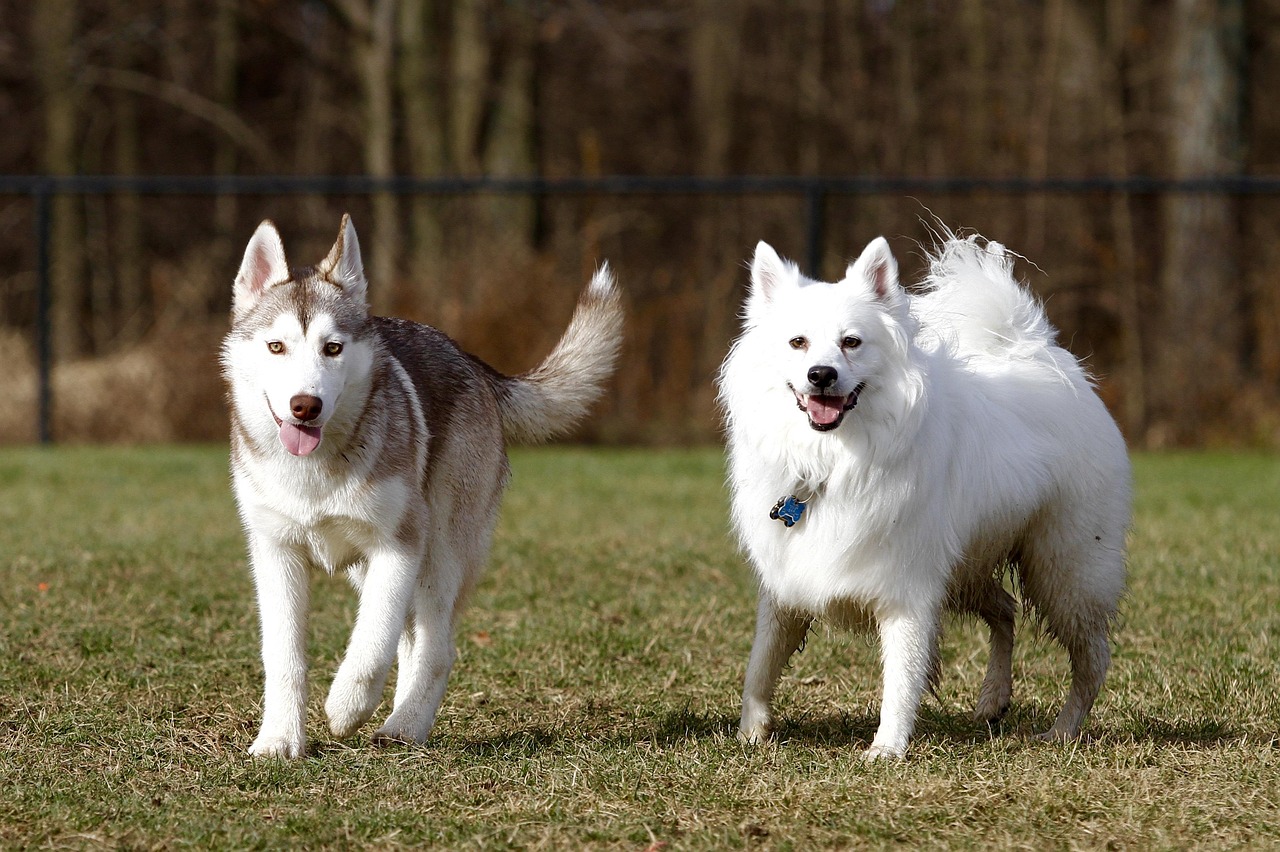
[847,237,901,304]
[749,241,795,308]
[319,213,368,305]
[233,220,290,315]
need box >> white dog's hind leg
[865,608,938,761]
[1037,624,1112,742]
[740,591,812,744]
[325,545,418,738]
[973,583,1016,724]
[248,536,311,759]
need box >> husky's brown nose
[290,394,323,422]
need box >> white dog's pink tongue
[279,422,323,456]
[806,395,845,426]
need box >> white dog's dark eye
[842,335,862,349]
[267,341,285,354]
[789,336,808,350]
[324,341,344,356]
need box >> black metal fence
[4,172,1279,443]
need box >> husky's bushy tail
[916,234,1057,360]
[494,266,625,444]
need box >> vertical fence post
[33,183,52,444]
[804,183,826,279]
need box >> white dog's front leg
[866,608,938,761]
[247,535,311,759]
[325,546,418,738]
[740,591,812,744]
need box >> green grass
[1,446,1279,848]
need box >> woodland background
[0,0,1277,446]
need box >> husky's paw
[737,721,773,745]
[325,672,385,738]
[1032,727,1087,745]
[249,733,306,760]
[372,712,433,746]
[862,741,908,762]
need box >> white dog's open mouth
[790,382,867,432]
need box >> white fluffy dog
[717,233,1130,760]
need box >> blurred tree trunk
[482,1,537,243]
[961,0,988,169]
[213,0,239,258]
[450,0,488,176]
[1026,0,1065,257]
[294,2,333,229]
[1153,0,1245,444]
[397,0,447,293]
[33,0,84,361]
[1103,0,1146,439]
[108,5,147,347]
[112,61,144,347]
[690,0,742,432]
[332,0,400,313]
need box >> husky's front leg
[325,545,418,738]
[739,590,812,743]
[865,606,938,761]
[247,535,311,759]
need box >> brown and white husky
[222,214,622,758]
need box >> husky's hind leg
[325,543,421,738]
[373,550,466,745]
[740,591,812,744]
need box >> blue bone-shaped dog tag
[770,495,807,527]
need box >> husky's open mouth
[268,397,324,456]
[790,382,867,432]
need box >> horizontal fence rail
[5,172,1279,443]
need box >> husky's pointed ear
[748,241,795,310]
[320,213,368,305]
[847,237,901,304]
[233,220,290,316]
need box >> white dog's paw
[325,672,384,738]
[249,733,306,759]
[862,741,907,762]
[972,689,1012,725]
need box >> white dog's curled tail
[917,235,1057,359]
[495,266,625,444]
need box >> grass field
[1,446,1279,849]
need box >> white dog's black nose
[808,365,838,389]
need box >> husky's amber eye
[789,336,808,350]
[842,335,862,349]
[324,341,344,356]
[267,341,285,354]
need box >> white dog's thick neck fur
[222,215,622,758]
[719,234,1130,760]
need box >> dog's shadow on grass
[618,704,1241,752]
[441,703,1238,757]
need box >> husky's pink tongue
[279,422,323,456]
[805,395,846,426]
